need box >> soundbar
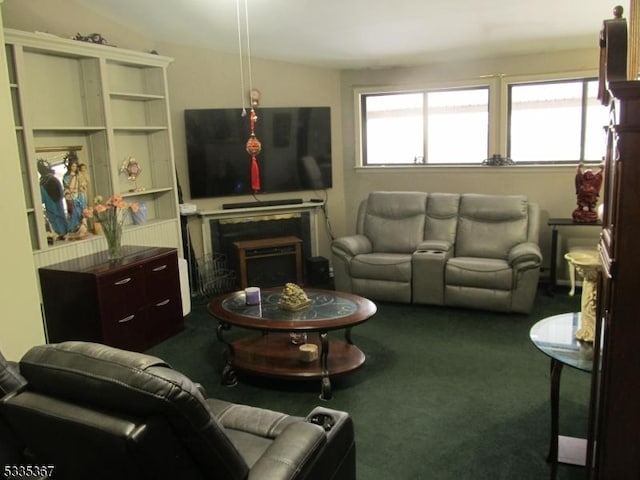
[222,198,304,210]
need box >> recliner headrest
[18,342,248,479]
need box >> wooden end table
[233,236,303,288]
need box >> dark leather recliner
[0,349,28,468]
[0,342,356,480]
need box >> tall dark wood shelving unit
[588,8,640,478]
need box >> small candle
[245,287,261,305]
[299,343,318,362]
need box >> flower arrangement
[83,194,138,260]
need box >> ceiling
[77,0,625,69]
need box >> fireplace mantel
[197,201,325,259]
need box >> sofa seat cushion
[350,253,412,282]
[446,257,513,290]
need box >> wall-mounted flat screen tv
[185,107,332,198]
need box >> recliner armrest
[307,407,352,437]
[331,235,372,258]
[248,421,326,479]
[508,242,542,267]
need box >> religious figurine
[37,159,68,238]
[572,162,604,223]
[62,151,87,233]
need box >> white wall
[0,1,45,359]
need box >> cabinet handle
[156,299,171,306]
[152,264,168,272]
[114,277,132,285]
[118,314,135,323]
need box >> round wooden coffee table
[208,288,376,400]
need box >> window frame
[354,70,600,169]
[356,79,495,167]
[505,74,603,165]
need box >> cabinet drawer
[143,253,180,301]
[101,309,150,351]
[98,268,146,316]
[147,294,184,343]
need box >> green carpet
[148,288,587,479]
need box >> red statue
[572,162,604,223]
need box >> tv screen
[185,107,332,198]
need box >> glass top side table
[530,312,593,480]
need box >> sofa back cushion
[424,193,461,244]
[362,192,428,253]
[456,194,529,259]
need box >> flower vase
[104,223,124,261]
[131,202,147,225]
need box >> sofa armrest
[415,240,452,254]
[331,235,372,258]
[508,242,542,268]
[248,421,327,479]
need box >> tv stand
[222,198,303,210]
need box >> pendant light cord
[236,0,254,115]
[243,0,254,95]
[236,0,246,114]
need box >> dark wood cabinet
[39,246,184,352]
[588,12,640,477]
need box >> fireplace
[209,212,312,281]
[197,202,325,292]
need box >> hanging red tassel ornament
[245,108,261,191]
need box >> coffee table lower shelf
[229,333,365,398]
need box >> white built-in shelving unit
[4,29,182,268]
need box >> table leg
[319,331,332,400]
[547,226,559,295]
[548,358,563,479]
[345,326,353,344]
[216,321,237,386]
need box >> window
[357,73,607,168]
[508,78,607,163]
[361,86,489,165]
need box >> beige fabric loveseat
[331,192,542,314]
